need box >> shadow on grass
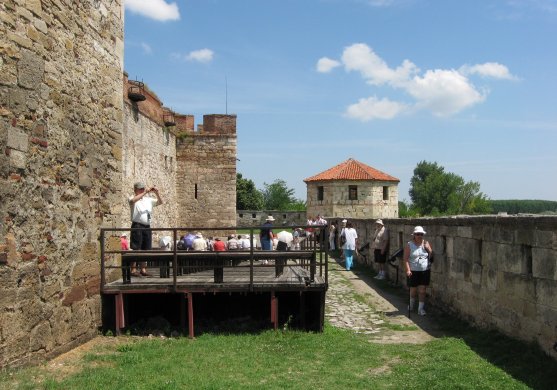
[329,256,557,390]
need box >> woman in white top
[328,222,336,251]
[340,221,358,271]
[403,226,433,316]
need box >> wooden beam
[187,292,195,339]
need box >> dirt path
[326,257,435,344]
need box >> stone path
[325,257,434,344]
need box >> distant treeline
[489,200,557,215]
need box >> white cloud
[141,42,152,55]
[341,43,418,87]
[460,62,517,80]
[345,96,407,121]
[318,43,513,121]
[125,0,180,22]
[316,57,341,73]
[186,49,214,63]
[406,69,486,116]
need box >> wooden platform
[103,260,326,292]
[100,242,329,337]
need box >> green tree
[236,173,264,210]
[489,199,557,214]
[398,200,419,217]
[261,179,305,210]
[409,161,491,215]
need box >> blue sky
[123,0,557,202]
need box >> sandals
[140,270,150,277]
[131,271,141,277]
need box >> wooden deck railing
[100,226,329,292]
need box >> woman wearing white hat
[371,219,389,280]
[403,226,433,316]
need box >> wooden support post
[319,291,325,332]
[187,292,195,339]
[115,293,125,335]
[271,291,278,330]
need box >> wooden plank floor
[103,260,326,292]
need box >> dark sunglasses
[415,233,424,236]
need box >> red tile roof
[304,158,399,183]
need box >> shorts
[407,269,430,287]
[374,249,387,264]
[130,222,152,250]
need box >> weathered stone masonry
[351,215,557,360]
[0,0,124,366]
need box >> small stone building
[304,158,399,219]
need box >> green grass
[1,324,556,390]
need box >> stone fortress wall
[351,215,557,360]
[0,0,125,367]
[0,0,237,367]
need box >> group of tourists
[124,182,433,314]
[174,233,253,252]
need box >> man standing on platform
[129,182,163,276]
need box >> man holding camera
[128,182,163,276]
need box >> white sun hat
[413,226,426,235]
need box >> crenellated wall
[0,0,124,367]
[350,215,557,360]
[236,210,306,227]
[175,115,237,234]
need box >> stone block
[71,261,99,282]
[7,127,28,151]
[532,247,557,281]
[29,321,53,352]
[34,19,48,34]
[62,285,87,306]
[497,243,523,274]
[85,276,101,296]
[70,300,95,337]
[482,241,498,270]
[457,226,473,238]
[536,304,557,327]
[48,306,72,345]
[0,288,18,309]
[536,278,557,309]
[17,49,44,90]
[499,272,536,302]
[471,263,483,285]
[533,229,556,248]
[5,86,28,114]
[78,165,92,189]
[454,237,479,263]
[8,32,33,49]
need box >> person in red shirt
[120,233,129,251]
[213,237,226,251]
